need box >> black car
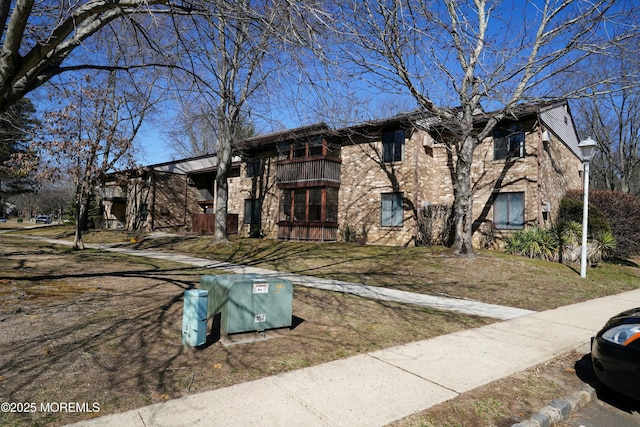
[591,307,640,400]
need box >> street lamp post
[578,137,598,278]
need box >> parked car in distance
[591,307,640,401]
[35,215,52,224]
[0,216,6,223]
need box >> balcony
[276,157,341,186]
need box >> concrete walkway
[16,234,534,321]
[101,244,534,320]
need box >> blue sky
[38,0,638,169]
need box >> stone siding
[337,118,582,247]
[227,151,280,238]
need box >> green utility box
[200,274,293,334]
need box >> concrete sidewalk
[67,289,640,427]
[99,243,534,320]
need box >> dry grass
[84,228,640,311]
[9,225,640,312]
[0,236,490,427]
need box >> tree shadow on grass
[0,238,488,426]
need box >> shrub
[557,196,610,235]
[591,229,617,263]
[505,227,558,261]
[549,221,581,263]
[417,203,453,246]
[505,222,614,265]
[564,190,640,258]
[339,222,367,244]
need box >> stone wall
[338,118,582,247]
[339,130,442,245]
[538,130,583,226]
[227,151,280,238]
[151,171,201,231]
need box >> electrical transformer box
[182,289,209,346]
[200,273,293,334]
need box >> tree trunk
[214,172,229,242]
[214,131,233,242]
[452,133,476,256]
[73,197,85,250]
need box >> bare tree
[167,103,255,158]
[574,50,640,196]
[0,0,189,114]
[173,0,322,242]
[35,70,154,249]
[332,0,639,255]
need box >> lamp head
[578,137,598,162]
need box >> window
[308,188,322,220]
[326,142,341,158]
[308,136,324,157]
[244,199,261,224]
[139,203,149,222]
[494,123,525,160]
[383,129,405,162]
[279,187,338,223]
[280,190,292,221]
[293,141,307,158]
[381,192,403,227]
[278,137,336,160]
[294,189,306,220]
[246,159,262,177]
[277,142,290,160]
[325,187,338,222]
[494,192,524,229]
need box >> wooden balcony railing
[276,158,341,186]
[277,223,338,241]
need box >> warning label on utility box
[252,281,269,294]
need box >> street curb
[511,384,597,427]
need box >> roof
[471,99,569,124]
[239,123,332,150]
[132,99,579,174]
[150,154,218,174]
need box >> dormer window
[494,123,525,160]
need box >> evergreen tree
[0,98,38,215]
